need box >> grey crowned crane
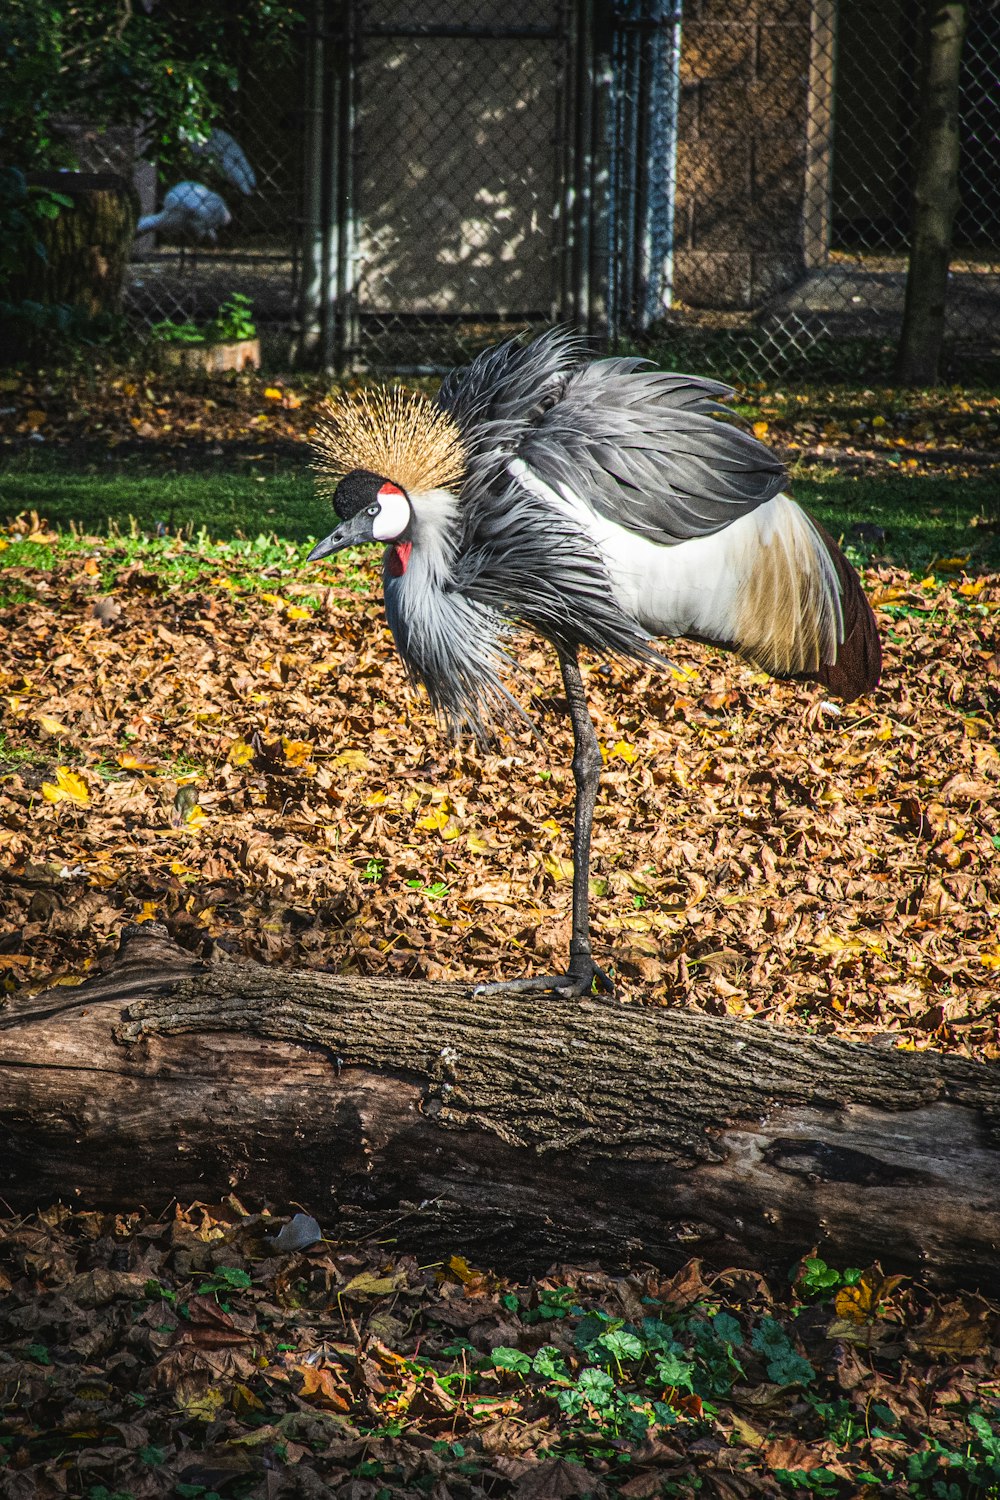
[307,330,881,998]
[189,128,257,196]
[136,181,232,243]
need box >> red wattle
[387,541,412,577]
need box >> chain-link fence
[67,0,1000,380]
[63,28,304,355]
[659,0,1000,381]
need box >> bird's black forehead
[334,468,390,519]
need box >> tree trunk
[20,172,137,317]
[895,1,968,384]
[2,925,999,1289]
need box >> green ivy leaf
[751,1318,815,1386]
[490,1346,531,1375]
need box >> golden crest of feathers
[313,385,467,498]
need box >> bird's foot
[474,955,615,1000]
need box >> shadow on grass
[1,449,998,573]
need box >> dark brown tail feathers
[802,522,881,702]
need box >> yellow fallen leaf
[870,585,906,605]
[137,901,159,923]
[466,834,490,854]
[118,752,158,770]
[834,1272,904,1323]
[282,738,313,767]
[41,766,90,806]
[936,555,971,572]
[229,739,254,766]
[263,386,283,401]
[230,1382,265,1415]
[539,818,562,837]
[341,1269,407,1297]
[35,714,68,736]
[958,577,986,597]
[964,717,992,739]
[286,605,310,620]
[333,749,371,770]
[181,1385,227,1421]
[872,414,887,428]
[260,592,286,607]
[918,575,937,590]
[541,851,574,883]
[607,739,639,765]
[752,420,769,439]
[184,804,208,830]
[443,1254,478,1285]
[417,808,450,832]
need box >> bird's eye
[367,504,380,516]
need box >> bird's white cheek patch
[372,486,410,541]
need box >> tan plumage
[314,386,467,497]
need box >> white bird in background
[189,128,257,196]
[136,181,232,243]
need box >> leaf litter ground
[1,368,999,1496]
[1,1200,999,1499]
[0,517,997,1055]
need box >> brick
[674,250,754,309]
[689,0,808,23]
[680,20,756,87]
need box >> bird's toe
[473,958,615,1001]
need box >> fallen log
[2,925,998,1288]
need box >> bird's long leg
[474,648,614,1000]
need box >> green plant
[796,1256,864,1298]
[0,168,71,285]
[486,1304,749,1456]
[206,292,256,343]
[149,317,204,345]
[406,878,449,899]
[0,3,301,176]
[150,296,256,347]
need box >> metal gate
[299,0,682,370]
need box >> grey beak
[306,511,372,562]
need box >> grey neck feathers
[382,488,524,740]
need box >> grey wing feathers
[438,328,787,546]
[450,476,663,668]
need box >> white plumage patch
[371,487,411,541]
[509,460,844,677]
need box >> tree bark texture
[18,172,137,317]
[2,926,999,1289]
[896,2,969,384]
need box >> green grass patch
[1,451,997,576]
[791,469,1000,572]
[0,451,331,543]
